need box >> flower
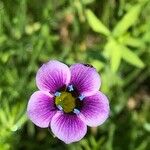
[27,60,110,144]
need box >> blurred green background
[0,0,150,149]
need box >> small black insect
[83,63,93,68]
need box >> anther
[73,108,80,115]
[78,95,85,101]
[68,85,74,92]
[57,105,63,111]
[54,92,61,97]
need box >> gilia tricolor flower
[27,60,110,144]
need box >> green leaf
[113,4,142,37]
[92,60,104,71]
[122,36,144,48]
[143,30,150,43]
[111,42,122,73]
[83,0,94,5]
[86,9,110,36]
[122,46,144,68]
[104,39,122,72]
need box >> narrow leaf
[111,42,122,73]
[104,39,122,72]
[113,4,142,37]
[122,46,144,68]
[86,9,110,36]
[123,36,144,48]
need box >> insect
[83,63,93,68]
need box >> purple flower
[27,60,110,144]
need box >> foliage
[0,0,150,149]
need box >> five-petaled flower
[27,60,110,144]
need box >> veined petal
[36,60,71,93]
[51,112,87,144]
[70,63,101,97]
[79,91,110,127]
[27,91,56,128]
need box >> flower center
[54,85,84,114]
[55,92,76,113]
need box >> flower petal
[70,63,101,96]
[27,91,56,128]
[36,60,71,93]
[79,91,110,127]
[51,112,87,144]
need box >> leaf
[92,60,104,70]
[122,46,144,68]
[83,0,94,5]
[104,39,122,72]
[122,36,144,48]
[86,9,110,36]
[143,30,150,43]
[113,4,142,37]
[111,42,122,73]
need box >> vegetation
[0,0,150,149]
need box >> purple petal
[79,91,110,127]
[36,60,71,93]
[70,63,101,96]
[27,91,56,128]
[50,112,87,144]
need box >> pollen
[55,92,76,113]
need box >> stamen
[54,92,61,97]
[78,95,85,101]
[68,85,74,92]
[57,105,63,111]
[73,108,80,115]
